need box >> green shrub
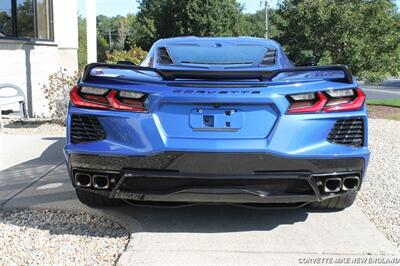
[105,47,148,65]
[42,71,80,124]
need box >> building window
[0,1,13,37]
[0,0,53,41]
[36,0,51,40]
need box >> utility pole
[264,0,269,39]
[108,29,112,49]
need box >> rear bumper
[68,152,364,175]
[67,152,365,205]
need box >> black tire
[75,189,122,207]
[310,192,357,209]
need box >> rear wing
[81,63,354,84]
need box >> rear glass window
[166,45,268,65]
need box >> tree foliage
[242,9,284,39]
[76,0,400,82]
[105,47,148,64]
[134,0,249,50]
[276,0,400,83]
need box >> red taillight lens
[287,88,365,114]
[323,89,365,112]
[70,86,147,112]
[287,92,328,114]
[106,90,147,112]
[70,86,110,109]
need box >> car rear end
[65,39,369,209]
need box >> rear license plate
[189,109,243,131]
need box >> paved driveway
[0,134,398,265]
[361,79,400,99]
[362,86,400,99]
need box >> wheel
[310,192,357,209]
[75,189,122,207]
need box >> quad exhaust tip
[324,177,342,193]
[75,173,91,187]
[342,176,360,191]
[92,175,110,190]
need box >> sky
[77,0,279,17]
[78,0,399,17]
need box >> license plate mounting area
[189,109,243,131]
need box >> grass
[366,99,400,107]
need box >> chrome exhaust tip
[92,175,110,190]
[324,177,342,193]
[342,176,360,191]
[75,173,91,187]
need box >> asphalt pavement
[360,79,400,99]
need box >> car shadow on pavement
[0,137,337,235]
[115,203,312,233]
[0,137,65,206]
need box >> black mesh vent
[327,119,364,147]
[261,48,277,66]
[71,115,106,144]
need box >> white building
[0,0,78,117]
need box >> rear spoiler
[82,63,354,84]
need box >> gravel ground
[356,118,400,250]
[0,118,65,135]
[0,209,129,265]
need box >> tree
[97,36,109,62]
[113,14,137,50]
[135,0,249,50]
[242,9,284,39]
[277,0,400,83]
[96,14,137,59]
[77,15,87,70]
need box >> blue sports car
[65,37,369,209]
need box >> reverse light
[80,86,109,95]
[326,89,354,98]
[119,91,145,99]
[290,93,315,101]
[70,86,147,112]
[287,88,365,114]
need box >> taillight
[287,92,328,114]
[287,88,365,114]
[70,86,147,112]
[324,89,365,112]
